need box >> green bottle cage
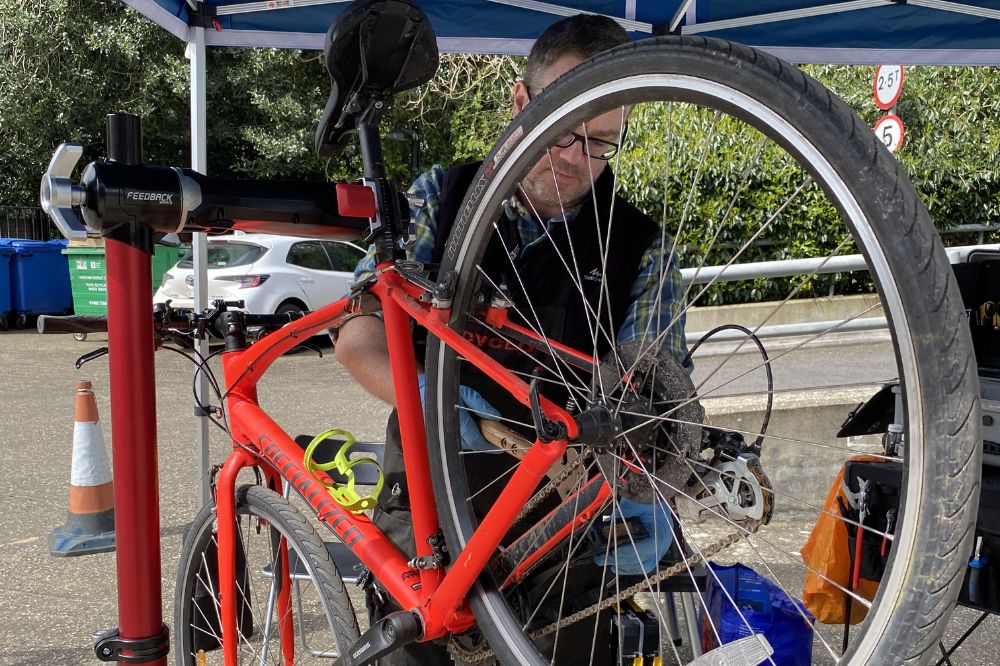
[303,429,384,514]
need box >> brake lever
[76,347,109,370]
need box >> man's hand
[417,375,501,451]
[594,497,673,576]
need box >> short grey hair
[523,14,631,89]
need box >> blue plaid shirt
[355,165,690,368]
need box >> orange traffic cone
[49,379,116,556]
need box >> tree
[808,64,1000,228]
[1,0,191,206]
[0,1,518,207]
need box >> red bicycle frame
[211,262,590,659]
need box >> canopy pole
[186,26,212,509]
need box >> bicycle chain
[448,518,763,664]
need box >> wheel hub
[594,342,705,504]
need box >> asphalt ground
[0,328,996,665]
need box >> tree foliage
[810,64,1000,227]
[1,0,189,203]
[0,1,519,204]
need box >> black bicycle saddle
[315,0,439,157]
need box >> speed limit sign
[874,115,905,153]
[874,65,904,110]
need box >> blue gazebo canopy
[123,0,1000,64]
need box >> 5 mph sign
[874,115,905,153]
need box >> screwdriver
[969,536,986,605]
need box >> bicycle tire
[174,484,360,665]
[425,37,980,665]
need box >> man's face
[511,54,628,219]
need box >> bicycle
[39,0,981,664]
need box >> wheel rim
[427,48,970,666]
[177,502,346,665]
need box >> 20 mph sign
[874,65,904,110]
[874,115,905,153]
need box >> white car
[153,233,366,316]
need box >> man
[335,13,688,664]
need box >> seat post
[357,117,406,264]
[357,118,388,182]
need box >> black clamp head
[93,625,170,663]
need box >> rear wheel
[425,37,980,665]
[174,484,359,665]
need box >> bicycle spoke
[515,176,626,391]
[473,255,591,398]
[604,448,873,611]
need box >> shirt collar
[505,195,579,225]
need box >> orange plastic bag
[800,456,882,625]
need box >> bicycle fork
[215,448,280,665]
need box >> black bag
[953,254,1000,375]
[957,534,1000,613]
[841,460,902,582]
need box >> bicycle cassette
[596,342,705,505]
[675,453,773,525]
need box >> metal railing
[0,206,58,241]
[680,242,1000,343]
[15,197,998,343]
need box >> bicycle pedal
[342,610,422,666]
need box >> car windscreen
[176,242,267,269]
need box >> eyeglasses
[524,84,623,161]
[550,131,620,160]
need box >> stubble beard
[519,160,594,219]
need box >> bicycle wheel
[425,37,980,665]
[174,484,360,665]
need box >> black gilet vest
[425,162,659,420]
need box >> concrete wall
[685,293,883,335]
[702,382,884,516]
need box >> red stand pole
[100,112,167,665]
[105,234,166,665]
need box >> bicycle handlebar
[38,304,307,341]
[37,314,109,334]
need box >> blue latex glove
[594,497,673,576]
[417,374,501,451]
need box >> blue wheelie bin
[0,240,13,330]
[9,239,72,328]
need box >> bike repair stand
[90,114,170,665]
